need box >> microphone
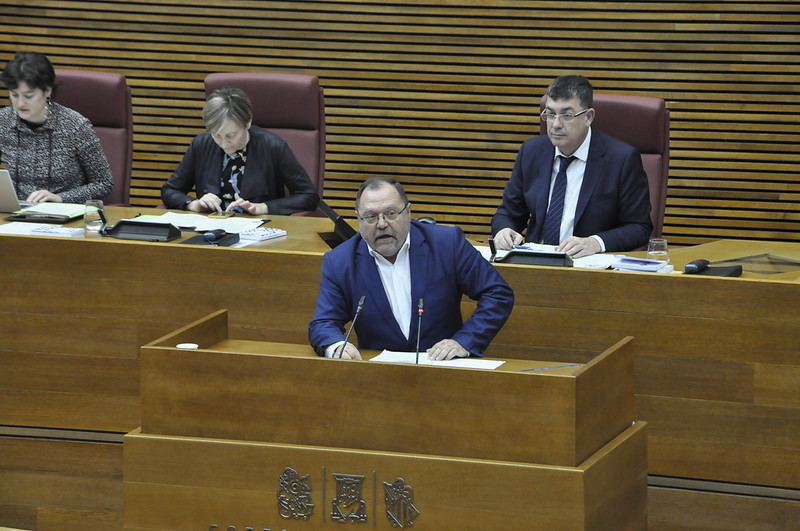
[337,295,366,358]
[98,207,109,235]
[415,298,424,364]
[203,229,226,244]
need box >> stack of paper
[611,256,670,272]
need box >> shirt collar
[555,127,592,163]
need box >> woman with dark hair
[161,86,318,215]
[0,52,113,204]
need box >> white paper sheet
[139,212,265,233]
[370,350,505,370]
[0,221,84,236]
[19,202,86,216]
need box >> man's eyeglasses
[540,109,590,123]
[358,203,409,224]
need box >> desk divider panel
[124,423,647,531]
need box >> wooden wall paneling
[648,486,800,531]
[1,1,798,244]
[0,436,123,531]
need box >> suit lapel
[408,224,429,338]
[355,239,406,340]
[239,134,269,199]
[204,146,225,196]
[532,145,556,242]
[575,131,606,224]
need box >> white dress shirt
[551,128,606,252]
[324,233,412,357]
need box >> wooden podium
[124,310,647,530]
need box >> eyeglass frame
[540,108,590,123]
[357,202,410,225]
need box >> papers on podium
[370,350,505,370]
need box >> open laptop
[0,169,33,212]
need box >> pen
[520,364,580,372]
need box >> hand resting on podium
[326,338,468,361]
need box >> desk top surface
[3,206,799,281]
[210,338,585,376]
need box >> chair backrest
[540,93,670,238]
[54,69,133,206]
[204,73,326,199]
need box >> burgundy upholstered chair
[204,72,326,214]
[540,93,670,238]
[54,69,133,206]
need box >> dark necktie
[541,155,576,245]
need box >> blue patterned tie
[541,155,576,245]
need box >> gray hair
[202,86,253,134]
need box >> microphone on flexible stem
[337,295,366,358]
[415,298,424,364]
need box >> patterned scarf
[220,149,246,211]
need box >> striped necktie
[541,155,576,245]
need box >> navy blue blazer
[308,221,514,356]
[161,126,319,215]
[491,129,652,252]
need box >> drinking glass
[646,238,669,263]
[84,199,104,232]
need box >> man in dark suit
[492,75,652,257]
[308,177,514,361]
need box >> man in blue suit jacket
[492,76,652,257]
[309,178,514,361]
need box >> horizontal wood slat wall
[1,1,798,245]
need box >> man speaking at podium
[309,178,514,361]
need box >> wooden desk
[125,310,646,530]
[668,239,800,281]
[1,214,798,529]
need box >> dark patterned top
[0,102,113,203]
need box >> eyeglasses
[358,203,409,224]
[540,109,590,123]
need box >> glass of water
[84,199,104,232]
[646,238,669,263]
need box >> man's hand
[557,236,601,258]
[427,339,468,361]
[333,342,362,360]
[493,228,524,251]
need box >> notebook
[0,169,33,212]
